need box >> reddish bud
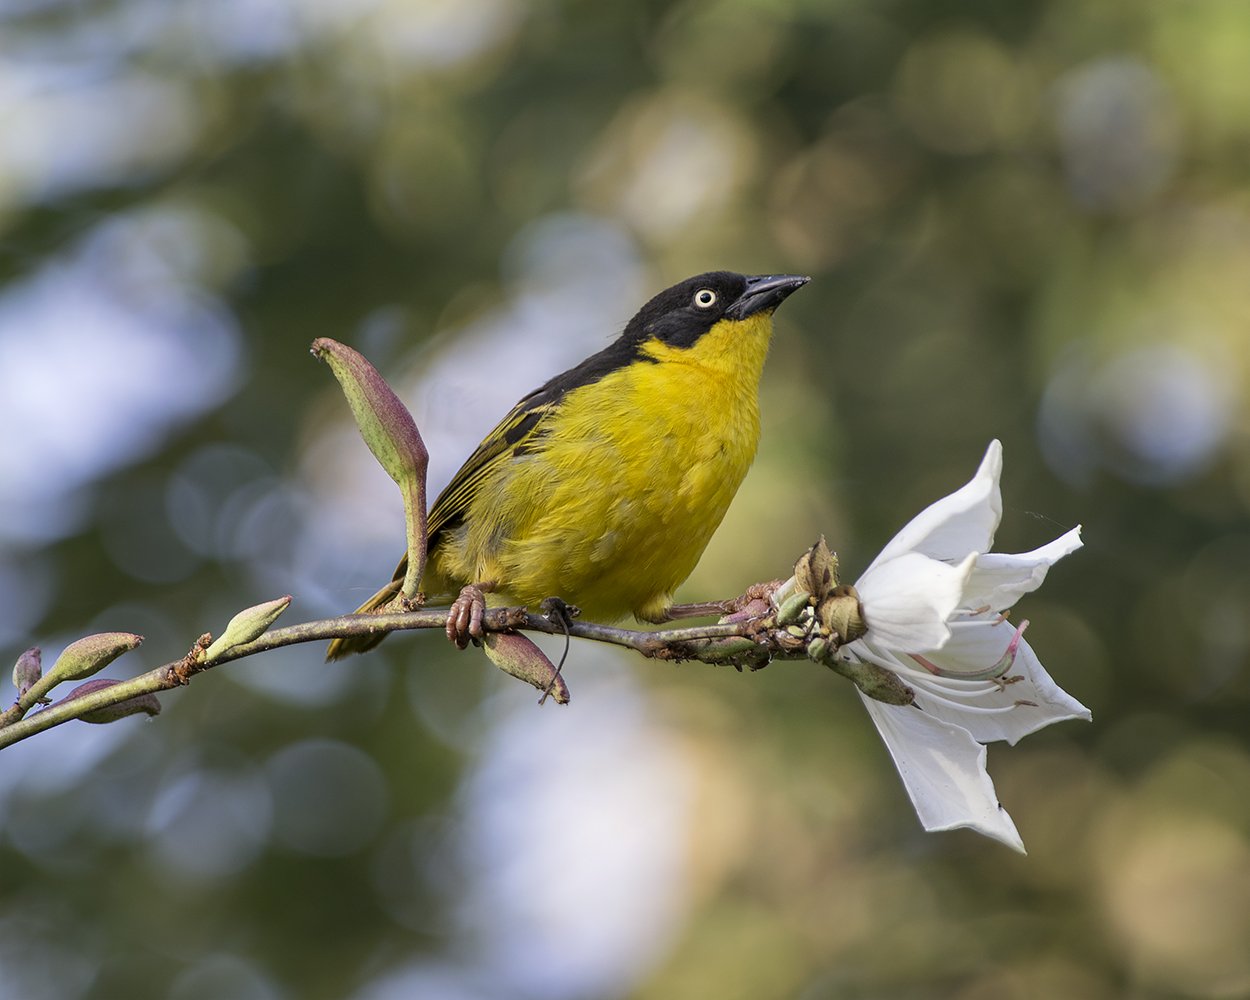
[53,678,162,724]
[12,647,42,698]
[311,338,429,600]
[482,632,570,705]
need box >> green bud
[203,595,293,661]
[46,633,143,685]
[54,678,162,724]
[311,338,429,600]
[829,657,914,706]
[774,587,812,626]
[481,632,570,705]
[807,636,829,663]
[12,647,41,698]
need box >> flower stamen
[895,667,1008,697]
[902,619,1029,683]
[914,688,1024,716]
[910,653,942,675]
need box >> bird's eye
[693,288,717,309]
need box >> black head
[626,271,810,349]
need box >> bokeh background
[3,1,1249,997]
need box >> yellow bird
[326,270,809,659]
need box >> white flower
[840,440,1090,853]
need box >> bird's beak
[725,274,811,320]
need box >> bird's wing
[425,397,554,543]
[406,336,646,582]
[385,393,556,586]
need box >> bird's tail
[325,578,404,661]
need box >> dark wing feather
[425,400,554,544]
[427,339,654,539]
[393,333,653,584]
[382,394,556,585]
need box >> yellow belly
[425,314,770,621]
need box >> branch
[0,601,827,751]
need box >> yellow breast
[429,311,775,621]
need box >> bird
[326,270,809,659]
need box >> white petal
[922,615,1021,674]
[962,526,1084,612]
[859,692,1025,853]
[910,624,1092,745]
[864,440,1003,574]
[854,551,975,654]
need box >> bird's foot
[537,597,580,706]
[446,584,488,648]
[718,579,785,623]
[659,580,783,624]
[539,596,581,631]
[648,599,726,622]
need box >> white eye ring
[693,288,717,309]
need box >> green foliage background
[3,1,1249,997]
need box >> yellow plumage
[327,271,807,659]
[428,311,771,621]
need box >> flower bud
[203,595,292,661]
[54,678,162,724]
[481,632,570,705]
[311,338,429,599]
[795,536,839,601]
[818,585,867,644]
[46,633,143,685]
[11,647,41,698]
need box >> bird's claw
[537,596,579,705]
[446,584,487,648]
[718,580,784,624]
[539,596,580,629]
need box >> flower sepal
[829,656,915,706]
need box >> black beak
[725,274,811,320]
